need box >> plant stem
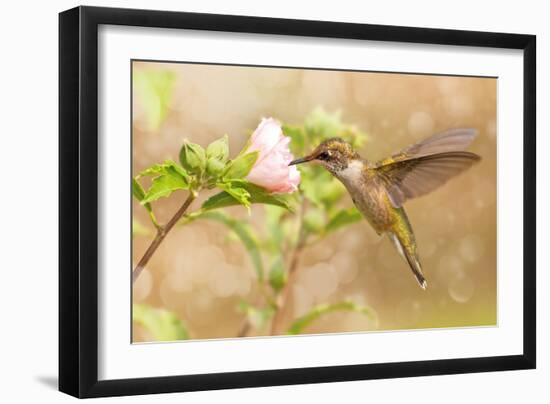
[269,199,308,335]
[236,319,251,337]
[236,283,274,338]
[133,192,196,284]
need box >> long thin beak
[289,155,314,166]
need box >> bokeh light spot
[448,274,475,303]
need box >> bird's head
[289,138,359,174]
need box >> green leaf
[301,107,369,147]
[202,182,295,212]
[133,69,176,131]
[217,182,251,208]
[326,208,363,233]
[195,211,264,281]
[299,166,330,207]
[142,175,188,204]
[179,141,206,176]
[287,301,377,335]
[139,163,167,177]
[300,168,345,209]
[304,107,343,141]
[132,177,146,200]
[300,179,323,207]
[303,207,325,234]
[317,175,346,206]
[223,151,258,179]
[139,160,189,179]
[341,126,369,149]
[238,301,275,331]
[264,205,286,252]
[132,178,152,213]
[132,304,189,341]
[283,124,305,155]
[268,256,286,292]
[139,161,190,204]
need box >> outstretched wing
[374,129,480,207]
[376,128,478,166]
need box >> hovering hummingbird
[289,129,481,289]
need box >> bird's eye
[318,151,330,160]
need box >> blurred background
[131,60,496,343]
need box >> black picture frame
[59,5,536,398]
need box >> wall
[0,0,546,402]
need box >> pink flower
[245,118,301,193]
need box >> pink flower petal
[248,118,285,163]
[245,118,301,194]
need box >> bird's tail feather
[388,232,427,289]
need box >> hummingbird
[289,129,481,289]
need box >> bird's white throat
[337,159,364,186]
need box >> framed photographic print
[59,6,536,398]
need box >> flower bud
[206,135,229,177]
[206,135,229,162]
[206,158,226,177]
[179,141,206,176]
